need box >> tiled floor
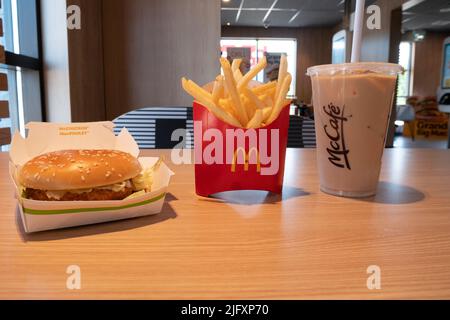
[394,135,449,149]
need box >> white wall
[360,0,405,62]
[40,0,72,123]
[102,0,221,119]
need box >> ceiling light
[413,30,426,42]
[432,20,450,26]
[402,17,413,23]
[263,0,278,23]
[226,22,231,26]
[222,0,231,3]
[288,10,301,24]
[236,0,244,23]
[402,0,427,11]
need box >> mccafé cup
[193,101,290,197]
[307,63,403,198]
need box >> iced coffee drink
[307,63,403,198]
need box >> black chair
[113,107,193,149]
[113,107,316,149]
[287,115,316,148]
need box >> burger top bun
[19,150,142,191]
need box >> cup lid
[307,62,404,76]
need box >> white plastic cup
[307,63,403,198]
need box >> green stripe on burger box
[23,192,166,215]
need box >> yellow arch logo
[231,147,261,173]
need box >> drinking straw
[351,0,365,63]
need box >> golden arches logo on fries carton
[182,56,292,196]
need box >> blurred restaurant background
[0,0,449,151]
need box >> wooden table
[1,149,450,299]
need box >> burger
[18,150,155,201]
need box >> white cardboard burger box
[9,121,174,233]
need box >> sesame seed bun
[19,150,142,191]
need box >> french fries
[182,55,292,128]
[267,73,292,125]
[241,93,257,121]
[231,58,242,72]
[233,69,243,82]
[237,56,267,91]
[212,76,224,105]
[262,107,272,122]
[220,58,249,126]
[275,54,288,102]
[182,78,241,127]
[252,81,276,95]
[242,87,265,110]
[247,109,263,129]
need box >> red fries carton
[194,102,290,197]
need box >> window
[332,30,347,64]
[0,0,44,150]
[220,38,297,97]
[441,43,450,89]
[397,41,414,105]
